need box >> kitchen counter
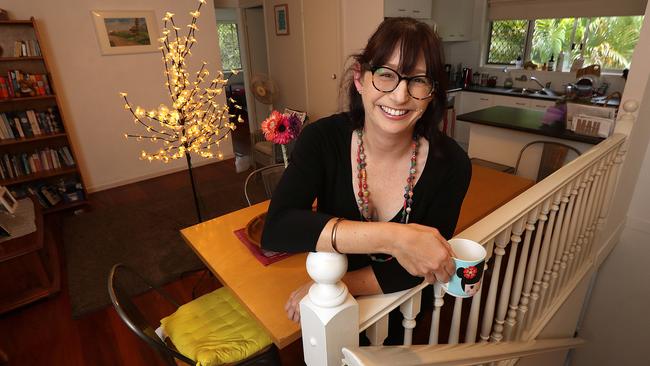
[452,85,620,107]
[457,105,604,145]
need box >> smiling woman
[261,17,471,345]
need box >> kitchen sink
[505,88,558,97]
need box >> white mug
[440,238,487,298]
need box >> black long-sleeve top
[262,113,471,293]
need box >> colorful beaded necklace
[356,129,419,262]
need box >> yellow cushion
[160,287,272,366]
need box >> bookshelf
[0,18,87,213]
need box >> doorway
[214,4,270,162]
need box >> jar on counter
[480,73,489,86]
[472,72,480,86]
[487,76,498,87]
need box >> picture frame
[274,4,289,36]
[90,10,160,55]
[0,186,18,214]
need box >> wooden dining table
[180,164,534,349]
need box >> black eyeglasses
[368,65,435,100]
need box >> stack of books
[0,146,75,180]
[0,70,52,99]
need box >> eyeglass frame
[365,64,437,100]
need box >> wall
[0,0,232,192]
[263,0,307,112]
[572,1,650,364]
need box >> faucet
[530,76,545,89]
[529,76,557,96]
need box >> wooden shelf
[1,166,78,186]
[43,199,88,214]
[0,197,59,315]
[0,56,44,62]
[1,18,87,214]
[0,95,56,104]
[0,133,67,147]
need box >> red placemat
[233,228,294,266]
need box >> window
[487,16,644,71]
[217,22,242,71]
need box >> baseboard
[624,215,650,235]
[86,154,235,193]
[594,217,626,268]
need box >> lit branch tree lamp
[120,0,242,222]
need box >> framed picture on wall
[274,4,289,36]
[91,10,160,55]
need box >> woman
[262,17,472,334]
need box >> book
[26,110,42,135]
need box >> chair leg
[191,269,215,299]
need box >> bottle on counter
[547,54,555,71]
[515,55,523,69]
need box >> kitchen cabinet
[455,92,492,150]
[384,0,432,19]
[459,92,494,114]
[492,95,555,111]
[431,0,474,41]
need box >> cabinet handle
[480,98,489,101]
[516,102,526,106]
[459,34,465,37]
[535,105,546,108]
[397,8,407,11]
[413,10,420,13]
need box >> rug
[63,165,253,318]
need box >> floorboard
[0,157,305,366]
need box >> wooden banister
[342,337,585,366]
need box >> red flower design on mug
[463,266,477,280]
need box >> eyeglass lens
[371,67,434,99]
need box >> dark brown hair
[346,17,447,142]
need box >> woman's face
[354,48,433,137]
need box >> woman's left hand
[284,281,314,323]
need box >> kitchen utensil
[576,64,601,78]
[462,67,472,88]
[480,73,489,86]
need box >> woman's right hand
[390,223,455,284]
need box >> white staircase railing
[300,101,637,366]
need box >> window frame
[485,16,641,72]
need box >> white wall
[1,0,232,192]
[572,1,650,364]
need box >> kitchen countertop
[456,105,605,145]
[448,85,620,107]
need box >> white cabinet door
[529,99,555,111]
[385,0,431,19]
[410,0,432,19]
[384,0,410,18]
[459,92,494,114]
[493,95,530,109]
[431,0,473,41]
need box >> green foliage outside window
[217,23,242,71]
[487,20,528,64]
[488,16,643,70]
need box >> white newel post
[301,252,359,366]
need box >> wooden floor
[0,158,305,366]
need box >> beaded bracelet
[331,218,345,254]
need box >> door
[242,7,270,130]
[302,1,341,122]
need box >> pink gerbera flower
[261,110,303,144]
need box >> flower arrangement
[260,110,303,167]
